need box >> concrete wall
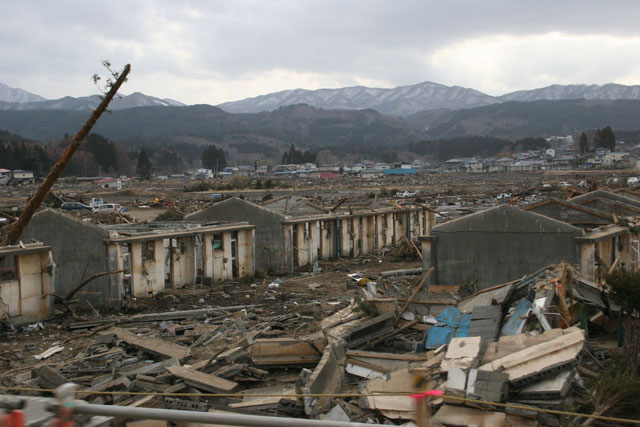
[0,250,53,325]
[22,210,118,307]
[428,206,584,289]
[186,198,286,273]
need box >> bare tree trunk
[1,64,131,246]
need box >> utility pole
[1,64,131,246]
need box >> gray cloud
[2,0,640,104]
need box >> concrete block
[440,336,482,373]
[471,305,502,320]
[446,367,467,394]
[323,403,350,422]
[466,368,508,402]
[516,368,574,399]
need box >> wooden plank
[167,366,238,393]
[395,296,457,305]
[109,328,191,362]
[251,337,326,366]
[346,358,390,374]
[396,319,430,331]
[346,350,429,361]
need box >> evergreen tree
[593,128,602,149]
[281,144,316,164]
[136,147,153,179]
[86,133,118,173]
[579,132,588,153]
[601,126,616,152]
[201,144,226,171]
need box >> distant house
[444,157,477,171]
[383,168,417,176]
[11,170,34,180]
[603,152,630,168]
[319,172,339,180]
[361,170,383,179]
[509,160,543,172]
[94,177,122,190]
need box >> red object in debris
[49,406,74,427]
[1,410,25,427]
[409,390,444,400]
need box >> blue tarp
[425,307,471,348]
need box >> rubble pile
[0,262,624,425]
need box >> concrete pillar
[153,239,164,292]
[106,242,123,306]
[130,242,143,296]
[361,216,370,255]
[385,214,393,248]
[309,221,320,263]
[297,223,308,267]
[354,218,362,258]
[580,242,596,281]
[223,232,233,280]
[427,210,436,235]
[237,229,254,278]
[366,216,375,254]
[203,233,213,280]
[340,218,350,257]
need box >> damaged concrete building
[421,204,634,288]
[21,210,255,307]
[186,196,435,273]
[0,242,55,326]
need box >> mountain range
[4,80,640,117]
[2,81,640,162]
[0,83,184,111]
[218,82,640,116]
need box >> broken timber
[250,337,326,366]
[108,328,191,362]
[166,366,238,393]
[394,266,434,324]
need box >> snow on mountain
[218,81,498,115]
[0,82,45,103]
[0,90,186,111]
[498,83,640,102]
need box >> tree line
[578,126,616,153]
[282,144,316,164]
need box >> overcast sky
[3,1,640,105]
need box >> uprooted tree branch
[1,63,131,246]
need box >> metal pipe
[72,402,389,427]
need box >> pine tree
[579,132,588,153]
[201,144,226,171]
[136,148,153,179]
[601,126,616,152]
